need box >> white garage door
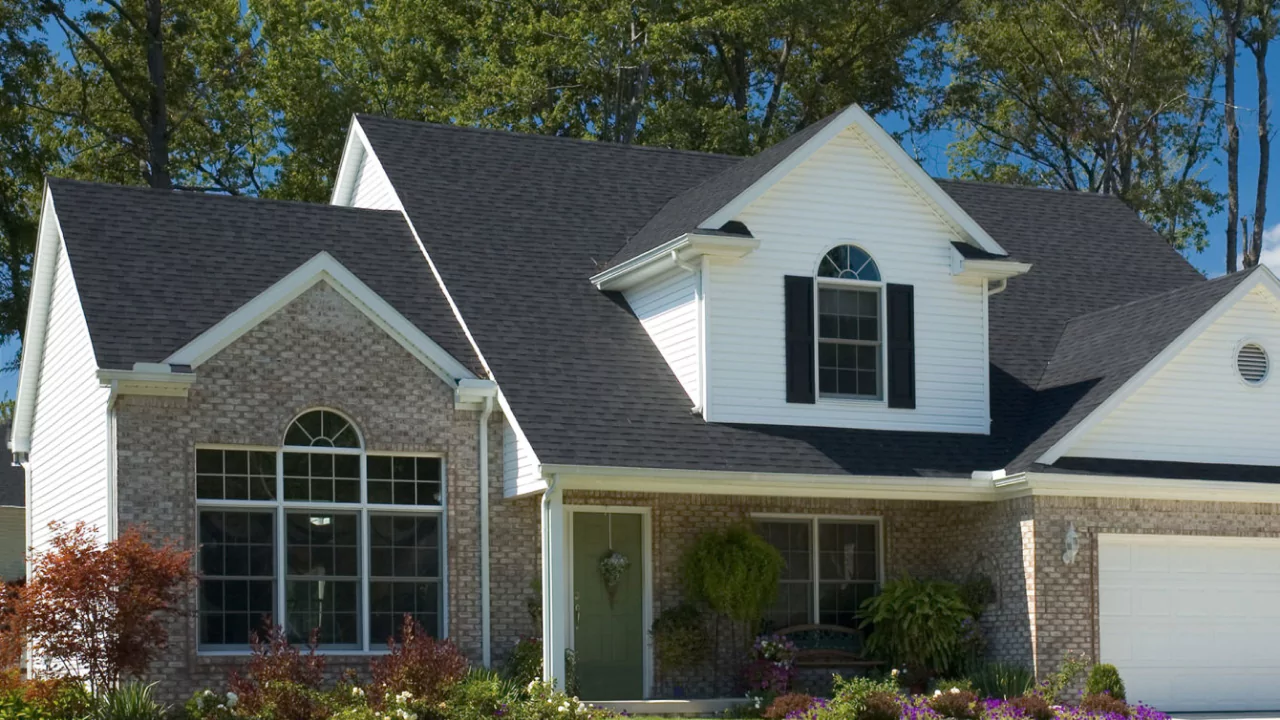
[1099,534,1280,711]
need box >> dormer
[595,105,1030,434]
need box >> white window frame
[195,420,447,656]
[814,278,887,403]
[752,514,884,627]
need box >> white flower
[352,686,365,697]
[226,692,238,708]
[934,690,942,697]
[950,688,961,695]
[397,691,413,703]
[559,703,570,713]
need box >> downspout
[478,394,494,668]
[540,472,560,684]
[105,381,119,540]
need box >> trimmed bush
[764,693,818,720]
[829,675,900,718]
[369,616,469,707]
[928,689,979,720]
[858,691,902,720]
[1008,693,1055,720]
[1081,692,1132,718]
[1085,664,1126,702]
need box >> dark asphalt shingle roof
[49,116,1249,480]
[48,179,479,373]
[0,424,22,507]
[357,116,1231,477]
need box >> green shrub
[1008,694,1055,720]
[1037,653,1087,704]
[1085,663,1126,701]
[651,603,708,672]
[682,524,783,624]
[827,675,900,719]
[500,638,580,698]
[858,576,973,679]
[928,678,975,695]
[969,662,1035,700]
[858,692,902,720]
[93,682,167,720]
[1081,693,1131,717]
[928,689,979,720]
[507,681,617,720]
[444,670,521,720]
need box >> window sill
[817,394,885,406]
[196,649,393,659]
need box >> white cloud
[1251,222,1280,273]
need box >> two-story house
[13,104,1280,712]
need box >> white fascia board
[949,247,1033,281]
[1025,470,1280,504]
[12,186,68,454]
[531,463,997,501]
[330,121,365,207]
[455,378,498,409]
[590,233,759,291]
[164,251,476,385]
[1037,269,1280,465]
[700,104,1008,258]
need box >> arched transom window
[195,409,444,652]
[816,244,883,399]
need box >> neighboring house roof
[46,179,480,374]
[356,114,1221,477]
[0,424,23,507]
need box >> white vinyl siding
[623,268,701,405]
[503,418,542,496]
[1066,286,1280,465]
[0,507,25,580]
[349,148,401,211]
[704,125,989,433]
[28,238,111,554]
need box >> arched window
[195,409,444,652]
[818,244,881,282]
[816,244,883,399]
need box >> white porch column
[540,479,568,688]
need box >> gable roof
[354,114,1225,479]
[611,105,1006,267]
[44,179,479,374]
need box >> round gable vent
[1237,343,1269,385]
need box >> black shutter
[784,275,816,404]
[886,283,915,409]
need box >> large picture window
[196,409,445,652]
[756,517,881,631]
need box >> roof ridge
[355,114,748,162]
[933,177,1132,199]
[46,177,405,216]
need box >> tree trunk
[145,0,170,189]
[1246,18,1272,268]
[1225,0,1242,272]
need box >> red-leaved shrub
[861,691,903,720]
[0,581,24,670]
[20,522,194,693]
[369,615,468,707]
[227,624,328,720]
[929,689,980,720]
[1009,693,1055,720]
[1081,693,1131,717]
[764,693,818,720]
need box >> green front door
[572,511,644,700]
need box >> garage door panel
[1099,534,1280,712]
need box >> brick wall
[114,283,491,703]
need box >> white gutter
[105,381,119,540]
[590,233,758,291]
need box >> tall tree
[256,0,956,202]
[1219,0,1244,270]
[1239,0,1279,268]
[0,0,53,347]
[934,0,1221,251]
[36,0,273,193]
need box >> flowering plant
[598,551,631,601]
[744,634,800,700]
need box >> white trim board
[164,251,475,385]
[701,104,1007,257]
[1038,268,1280,465]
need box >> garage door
[1099,534,1280,711]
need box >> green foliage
[650,603,709,672]
[1085,663,1127,702]
[0,672,94,720]
[858,576,973,678]
[92,682,167,720]
[1037,653,1087,704]
[503,638,544,687]
[933,0,1221,251]
[826,675,901,719]
[928,677,975,695]
[969,662,1035,700]
[445,670,522,720]
[682,524,783,624]
[928,688,979,720]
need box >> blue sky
[0,42,1272,402]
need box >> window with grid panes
[194,409,446,651]
[756,518,881,630]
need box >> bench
[775,623,881,669]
